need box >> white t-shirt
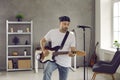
[44,28,75,67]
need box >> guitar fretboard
[53,51,69,56]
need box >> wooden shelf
[8,32,31,34]
[8,45,31,47]
[8,56,31,58]
[7,21,32,24]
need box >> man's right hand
[40,38,48,56]
[42,49,49,57]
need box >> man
[40,16,76,80]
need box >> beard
[62,27,68,32]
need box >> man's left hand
[68,52,75,57]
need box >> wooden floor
[0,67,120,80]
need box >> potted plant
[113,40,120,51]
[16,14,24,21]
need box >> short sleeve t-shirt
[44,28,75,67]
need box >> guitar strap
[52,31,69,52]
[60,31,69,50]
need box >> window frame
[113,0,120,44]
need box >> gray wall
[0,0,95,70]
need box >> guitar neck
[53,51,69,56]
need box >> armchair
[91,51,120,80]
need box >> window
[113,1,120,42]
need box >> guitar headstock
[72,51,86,56]
[96,42,99,46]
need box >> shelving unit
[6,20,33,71]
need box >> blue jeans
[43,61,69,80]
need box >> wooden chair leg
[92,72,115,80]
[111,74,115,80]
[91,72,97,80]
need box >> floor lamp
[77,25,91,80]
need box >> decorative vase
[24,49,27,56]
[117,48,119,51]
[25,40,29,45]
[12,36,19,45]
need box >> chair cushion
[93,63,114,74]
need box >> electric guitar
[37,46,86,63]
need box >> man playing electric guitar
[40,16,85,80]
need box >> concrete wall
[0,0,95,70]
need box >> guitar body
[39,46,60,63]
[89,42,99,67]
[39,50,55,63]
